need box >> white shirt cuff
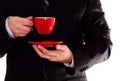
[5,18,15,39]
[64,55,74,68]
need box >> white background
[0,0,120,81]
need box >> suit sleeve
[70,0,112,72]
[0,0,15,58]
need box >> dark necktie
[42,0,50,13]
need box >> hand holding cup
[8,16,33,37]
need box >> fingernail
[32,45,36,47]
[38,45,42,48]
[56,45,61,49]
[30,27,33,31]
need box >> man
[0,0,112,81]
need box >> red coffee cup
[33,17,56,34]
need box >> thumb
[26,16,33,20]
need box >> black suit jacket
[0,0,112,81]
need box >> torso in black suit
[0,0,112,81]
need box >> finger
[23,20,33,27]
[55,44,66,50]
[18,24,31,32]
[17,17,33,26]
[26,16,33,21]
[25,16,33,26]
[33,45,45,57]
[38,45,60,57]
[16,33,28,37]
[13,30,29,37]
[36,47,58,62]
[33,45,65,62]
[14,25,31,37]
[37,45,49,54]
[26,16,33,30]
[32,45,52,59]
[32,45,43,54]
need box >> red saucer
[29,40,63,47]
